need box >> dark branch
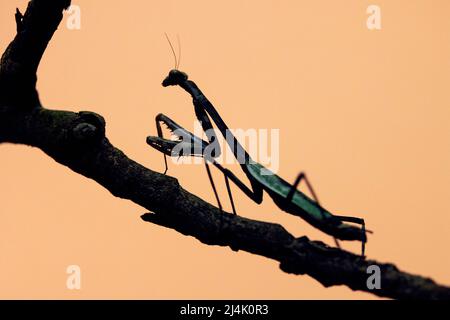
[0,0,70,109]
[0,0,449,300]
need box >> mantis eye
[166,69,178,79]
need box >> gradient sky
[0,0,449,299]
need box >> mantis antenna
[164,32,178,69]
[176,34,182,70]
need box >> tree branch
[0,0,449,300]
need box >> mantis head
[162,33,187,87]
[162,69,188,87]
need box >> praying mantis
[146,37,370,256]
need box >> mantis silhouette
[146,38,370,256]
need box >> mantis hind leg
[334,215,367,257]
[286,171,341,249]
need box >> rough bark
[0,0,449,300]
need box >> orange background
[1,0,449,299]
